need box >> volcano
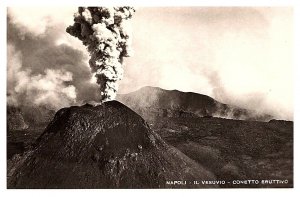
[7,101,216,189]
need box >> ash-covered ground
[7,87,293,188]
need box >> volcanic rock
[152,115,293,188]
[7,101,216,189]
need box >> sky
[7,7,293,120]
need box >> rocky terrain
[7,87,293,188]
[151,116,293,188]
[7,105,56,160]
[7,105,56,131]
[7,101,216,189]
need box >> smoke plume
[7,10,102,110]
[66,7,135,102]
[7,44,76,109]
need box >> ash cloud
[7,13,100,110]
[66,7,135,102]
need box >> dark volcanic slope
[117,86,272,121]
[8,101,216,189]
[151,116,293,188]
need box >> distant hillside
[7,105,56,131]
[117,86,273,122]
[7,106,28,131]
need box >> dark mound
[7,101,216,189]
[117,86,272,121]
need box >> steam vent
[7,101,216,188]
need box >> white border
[1,0,299,196]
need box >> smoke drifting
[7,44,76,109]
[66,7,135,102]
[7,45,76,108]
[7,11,100,110]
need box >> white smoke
[66,7,135,102]
[7,44,77,109]
[7,7,76,37]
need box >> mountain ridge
[117,86,273,122]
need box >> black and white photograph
[2,0,298,190]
